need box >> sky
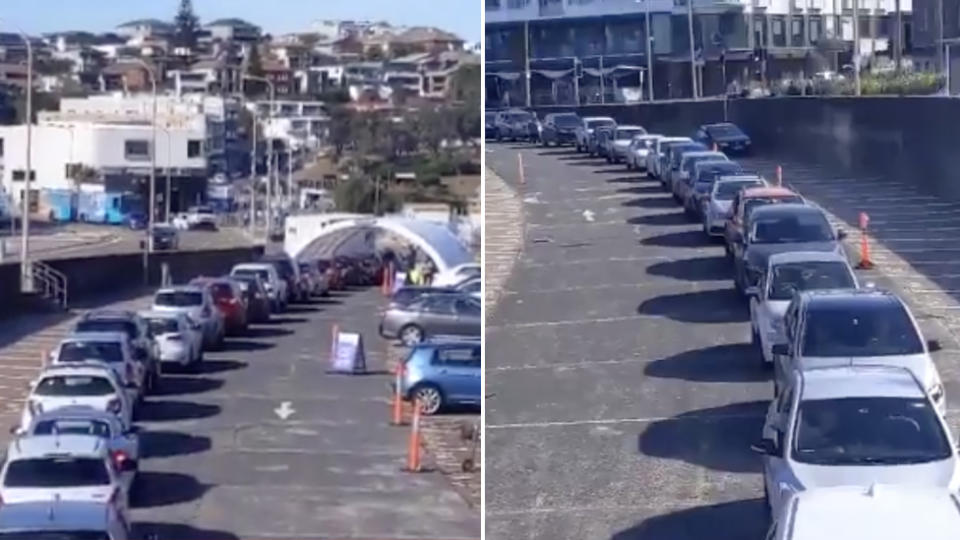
[2,0,481,42]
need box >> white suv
[50,332,144,403]
[20,364,134,433]
[0,434,135,512]
[753,365,959,516]
[151,286,225,350]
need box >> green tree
[333,175,398,214]
[174,0,200,50]
[413,106,454,155]
[327,106,354,161]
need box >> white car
[574,116,616,153]
[151,286,225,350]
[625,134,661,172]
[19,364,134,433]
[754,365,960,516]
[606,125,646,164]
[0,434,135,512]
[140,310,204,370]
[647,136,691,180]
[433,263,480,287]
[50,332,144,403]
[672,151,729,201]
[773,289,947,414]
[767,485,960,540]
[702,175,767,236]
[185,205,218,230]
[231,263,288,311]
[0,499,133,540]
[748,251,859,366]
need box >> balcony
[539,0,565,16]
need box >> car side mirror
[745,286,759,297]
[772,343,790,356]
[750,438,778,456]
[928,339,943,353]
[836,228,847,240]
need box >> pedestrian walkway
[483,167,524,320]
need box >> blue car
[400,338,481,415]
[694,122,752,154]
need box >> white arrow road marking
[582,210,596,222]
[274,401,296,420]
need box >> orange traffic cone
[391,363,407,426]
[518,153,526,185]
[856,212,874,269]
[405,399,423,472]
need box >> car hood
[714,135,750,144]
[791,457,959,492]
[745,242,841,269]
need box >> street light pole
[11,25,33,292]
[242,75,274,232]
[161,127,172,222]
[131,59,157,284]
[636,0,656,101]
[853,0,861,96]
[687,0,698,100]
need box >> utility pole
[644,0,655,100]
[243,75,274,232]
[18,26,33,293]
[132,58,157,285]
[524,20,531,107]
[687,0,698,99]
[894,0,902,75]
[938,0,945,83]
[853,0,861,96]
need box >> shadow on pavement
[622,197,678,209]
[594,167,629,174]
[611,498,768,540]
[312,298,343,306]
[604,176,642,184]
[637,401,766,473]
[284,305,321,314]
[244,326,295,339]
[261,316,309,325]
[131,472,211,508]
[538,150,577,157]
[133,523,240,540]
[640,230,714,248]
[646,256,731,282]
[220,340,274,352]
[153,376,224,396]
[140,431,212,458]
[566,158,608,167]
[644,344,770,383]
[193,359,247,374]
[137,400,221,422]
[626,212,689,227]
[557,154,596,161]
[638,289,748,323]
[617,186,663,195]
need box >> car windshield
[0,533,112,540]
[698,162,743,181]
[792,397,951,465]
[706,124,745,138]
[34,376,115,397]
[33,419,112,438]
[58,342,122,364]
[716,181,763,200]
[586,119,615,130]
[75,320,135,340]
[752,212,834,243]
[802,301,925,356]
[744,196,804,221]
[554,115,580,127]
[234,268,270,282]
[4,458,110,488]
[145,317,179,335]
[155,291,202,307]
[616,128,644,140]
[768,262,856,300]
[509,112,532,122]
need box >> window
[809,16,823,43]
[187,139,202,158]
[422,296,455,314]
[772,16,787,47]
[434,346,481,368]
[124,139,151,161]
[455,299,481,316]
[11,170,35,182]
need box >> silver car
[753,365,960,516]
[21,406,140,472]
[625,134,661,172]
[575,116,616,153]
[0,499,132,540]
[648,136,692,180]
[379,294,481,346]
[151,286,225,350]
[702,175,766,237]
[605,125,646,164]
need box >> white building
[248,100,329,151]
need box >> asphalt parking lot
[484,142,960,540]
[0,283,479,539]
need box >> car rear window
[145,317,179,335]
[706,124,746,138]
[155,291,203,307]
[34,376,115,397]
[802,301,924,357]
[554,115,580,127]
[586,119,615,129]
[234,268,270,282]
[744,196,804,221]
[75,320,136,340]
[265,260,294,279]
[716,181,763,200]
[58,342,123,364]
[33,419,112,438]
[315,260,332,271]
[4,458,110,487]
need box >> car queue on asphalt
[490,109,960,537]
[0,249,387,539]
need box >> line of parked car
[511,112,960,537]
[0,250,385,539]
[377,262,482,416]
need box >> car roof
[8,434,107,459]
[0,500,114,532]
[616,125,644,131]
[800,365,926,400]
[750,203,822,217]
[233,263,273,270]
[786,485,960,540]
[660,136,692,143]
[138,310,184,320]
[742,186,798,197]
[37,364,119,378]
[80,310,137,321]
[704,122,739,129]
[799,288,902,311]
[31,406,121,427]
[768,251,850,266]
[156,285,204,294]
[682,151,726,160]
[62,331,128,343]
[583,116,615,122]
[696,160,740,169]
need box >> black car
[693,123,752,154]
[494,109,538,142]
[540,113,581,147]
[730,204,847,295]
[485,111,498,140]
[151,224,180,251]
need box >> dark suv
[540,113,581,147]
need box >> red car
[190,277,248,335]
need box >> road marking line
[487,314,660,331]
[502,282,703,295]
[488,356,651,372]
[521,255,674,268]
[486,412,764,430]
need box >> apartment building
[486,0,913,103]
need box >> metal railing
[29,260,68,309]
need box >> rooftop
[116,18,174,30]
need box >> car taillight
[111,450,129,468]
[107,398,122,413]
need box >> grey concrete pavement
[483,167,524,320]
[484,142,960,540]
[0,286,479,539]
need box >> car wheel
[399,325,424,346]
[412,384,444,415]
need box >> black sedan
[693,123,752,154]
[540,113,581,147]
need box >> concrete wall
[534,96,960,201]
[0,246,264,318]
